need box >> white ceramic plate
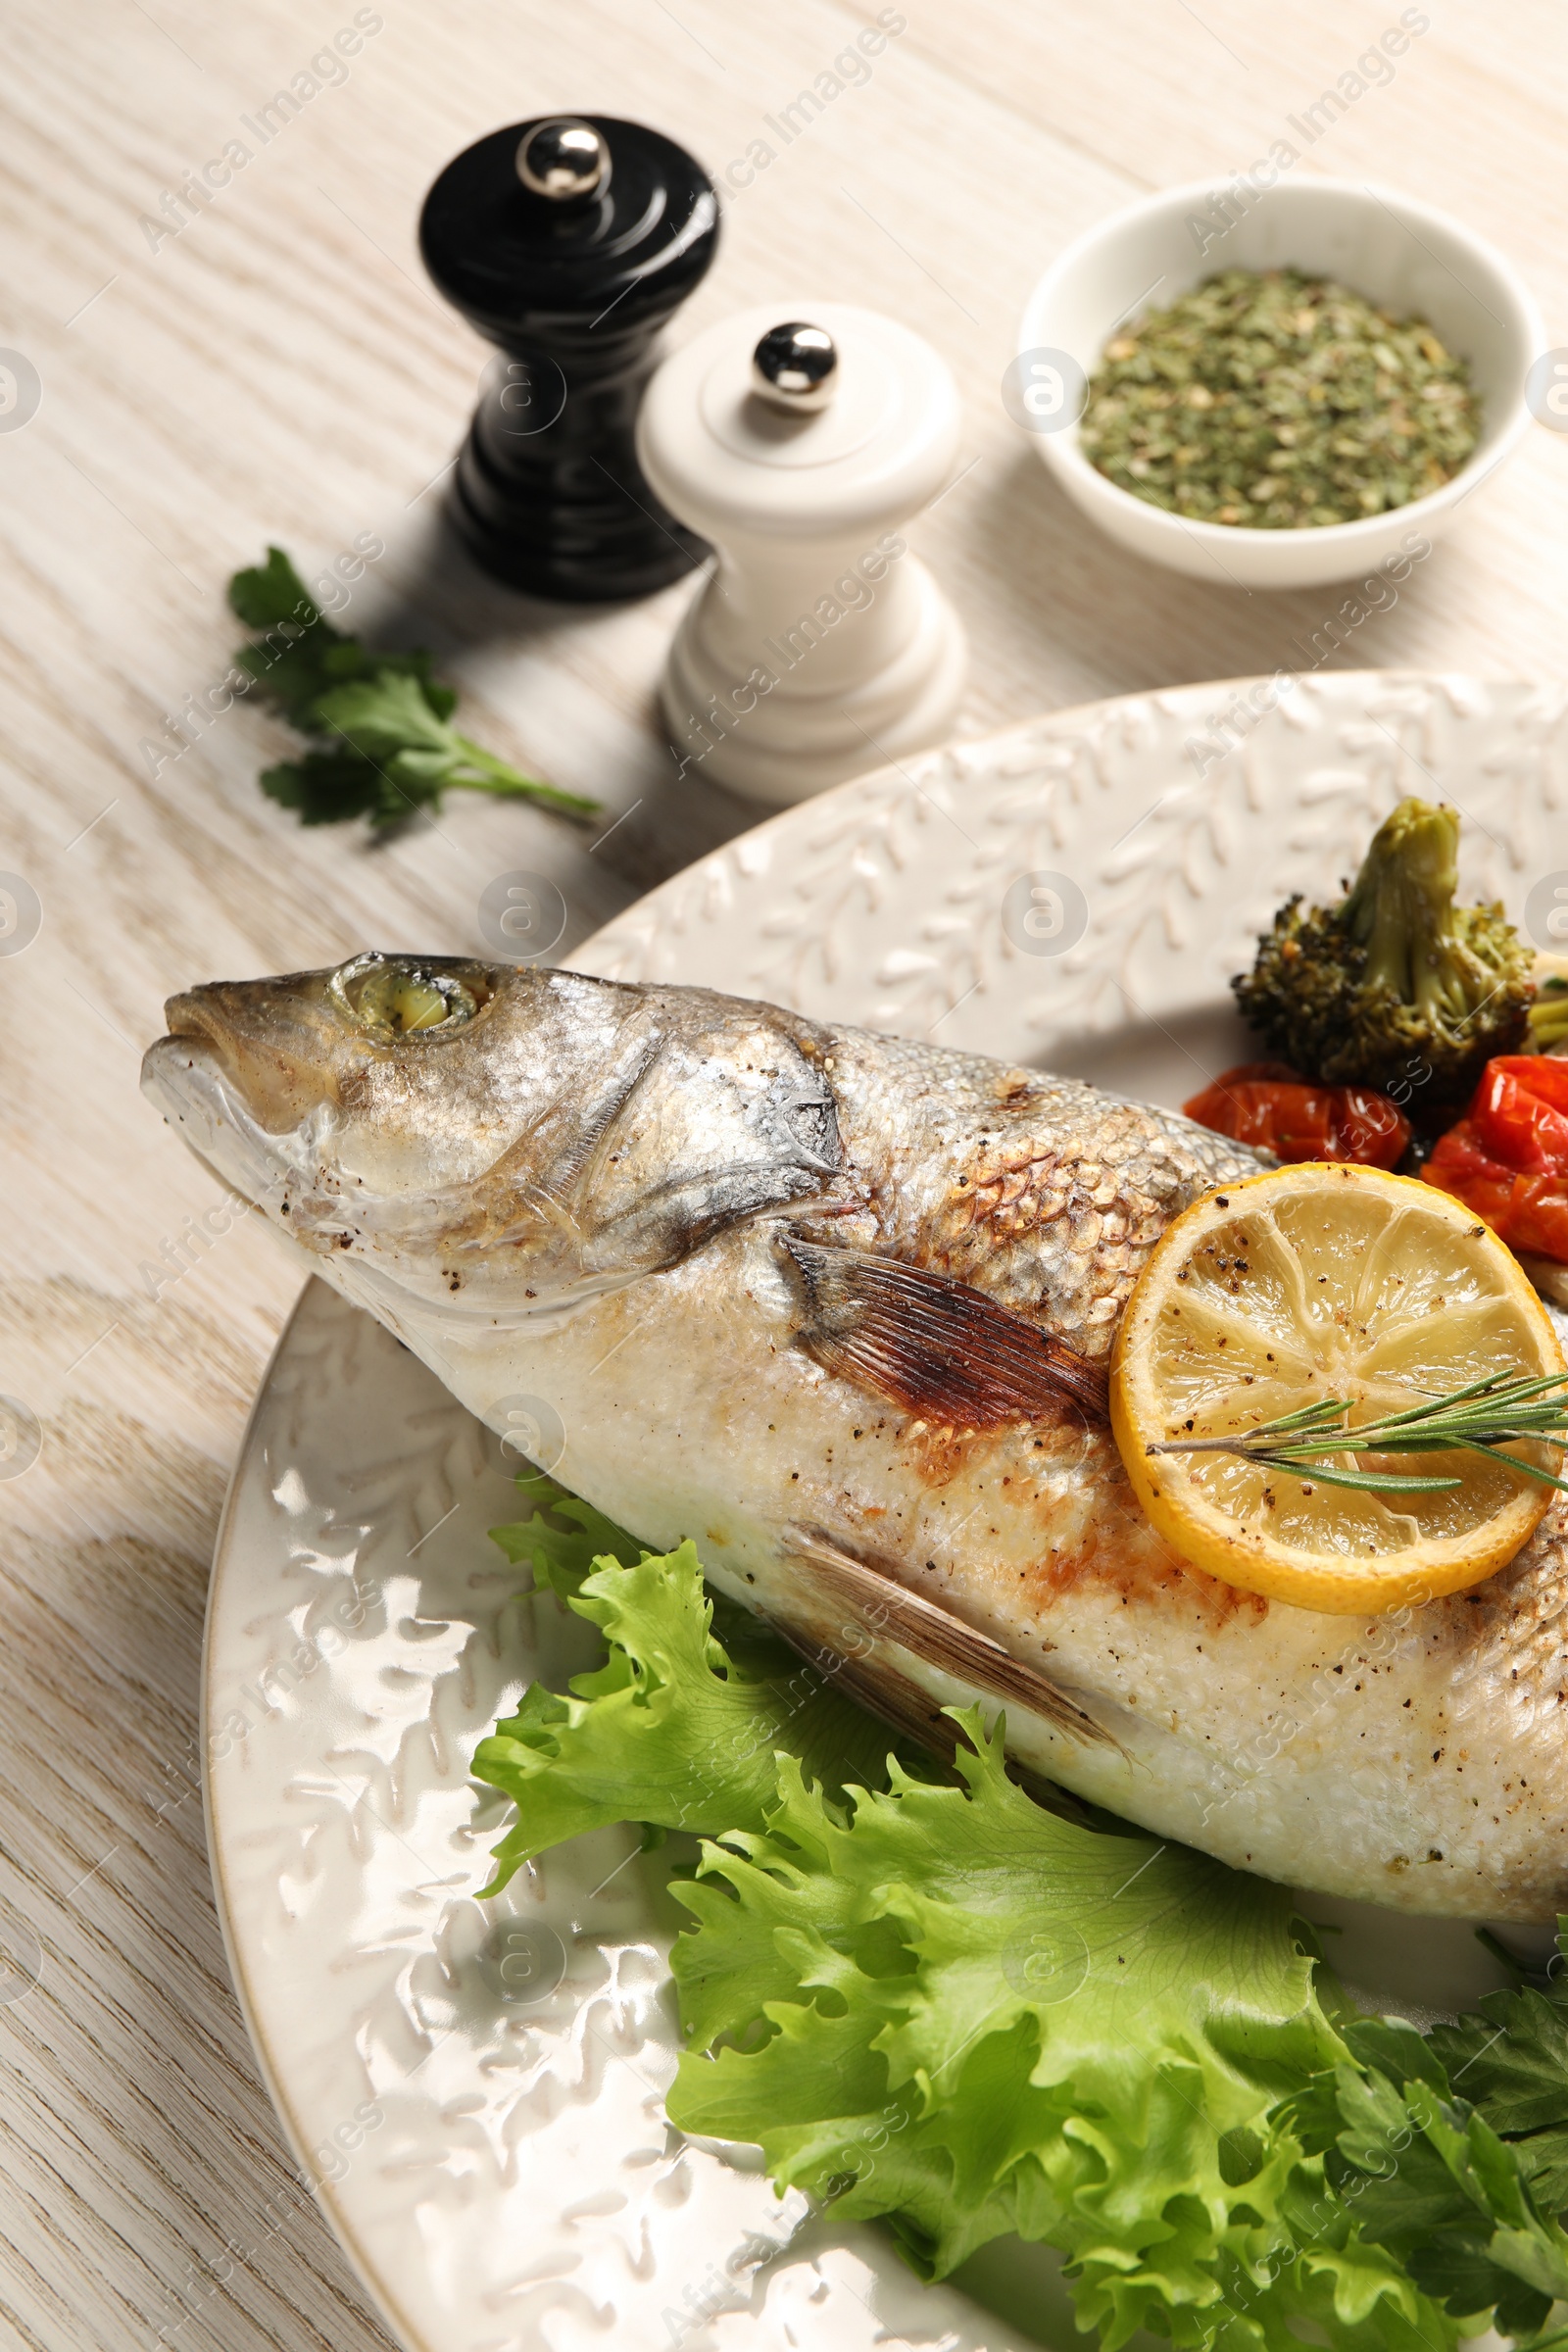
[204,670,1568,2352]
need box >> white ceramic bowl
[1016,175,1543,590]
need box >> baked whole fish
[143,954,1568,1924]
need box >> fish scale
[142,956,1568,1923]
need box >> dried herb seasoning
[1079,267,1481,528]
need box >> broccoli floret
[1530,976,1568,1052]
[1232,798,1533,1100]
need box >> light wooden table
[4,3,1568,2343]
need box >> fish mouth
[154,974,357,1139]
[163,989,226,1049]
[155,994,274,1121]
[147,968,336,1168]
[158,992,251,1097]
[141,1031,325,1207]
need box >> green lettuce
[473,1482,896,1893]
[664,1723,1474,2351]
[476,1487,1568,2349]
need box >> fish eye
[328,953,479,1039]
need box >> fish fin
[780,1230,1108,1424]
[764,1618,965,1758]
[783,1525,1115,1750]
[761,1626,1108,1820]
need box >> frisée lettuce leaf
[667,1719,1390,2348]
[473,1485,898,1893]
[477,1485,1568,2350]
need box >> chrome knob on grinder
[514,118,610,202]
[638,302,967,806]
[419,116,718,601]
[750,321,839,412]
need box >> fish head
[141,953,843,1322]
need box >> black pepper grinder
[418,116,719,602]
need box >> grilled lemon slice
[1109,1162,1563,1613]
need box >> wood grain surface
[3,3,1568,2344]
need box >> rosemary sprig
[1148,1370,1568,1496]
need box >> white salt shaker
[637,301,966,806]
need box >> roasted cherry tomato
[1423,1056,1568,1261]
[1183,1062,1411,1169]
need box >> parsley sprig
[228,547,598,831]
[1148,1369,1568,1495]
